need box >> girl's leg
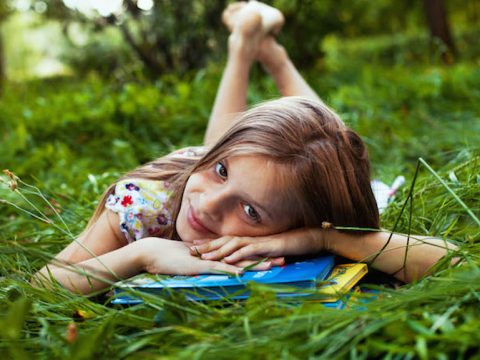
[204,2,284,146]
[204,12,258,146]
[257,36,323,103]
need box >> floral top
[105,147,206,243]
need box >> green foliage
[60,28,142,80]
[321,28,480,72]
[0,70,220,179]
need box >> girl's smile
[186,205,217,237]
[176,155,294,242]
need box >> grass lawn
[1,37,479,358]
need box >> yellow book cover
[316,263,368,302]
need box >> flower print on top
[121,195,134,207]
[157,214,169,225]
[105,146,208,243]
[106,178,174,243]
[125,183,140,191]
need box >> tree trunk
[119,22,164,76]
[423,0,456,63]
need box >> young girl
[34,1,456,294]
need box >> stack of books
[112,255,368,309]
[317,263,368,309]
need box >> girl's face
[176,155,294,242]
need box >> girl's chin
[175,216,199,243]
[176,204,190,242]
[175,222,189,242]
[176,205,218,242]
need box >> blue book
[112,255,335,304]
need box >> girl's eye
[215,162,228,178]
[243,204,260,222]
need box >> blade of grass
[419,157,480,227]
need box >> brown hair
[89,97,379,238]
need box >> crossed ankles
[223,1,287,70]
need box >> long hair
[88,97,379,239]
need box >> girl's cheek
[186,172,207,192]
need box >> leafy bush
[0,70,220,181]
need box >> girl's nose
[199,187,229,222]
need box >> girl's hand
[231,257,285,270]
[189,228,326,264]
[137,237,244,276]
[185,240,283,270]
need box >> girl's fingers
[192,239,210,245]
[191,237,283,263]
[223,242,274,263]
[190,237,231,255]
[233,259,270,270]
[230,259,258,268]
[232,257,283,271]
[270,257,285,266]
[208,261,244,275]
[199,237,252,260]
[249,261,274,271]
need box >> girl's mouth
[187,205,216,236]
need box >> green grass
[1,38,480,358]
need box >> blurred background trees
[38,0,229,77]
[1,0,478,82]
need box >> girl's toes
[222,2,248,31]
[248,0,285,35]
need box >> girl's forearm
[324,230,458,283]
[32,241,144,295]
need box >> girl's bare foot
[222,1,284,36]
[222,2,247,32]
[227,7,264,65]
[248,0,284,35]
